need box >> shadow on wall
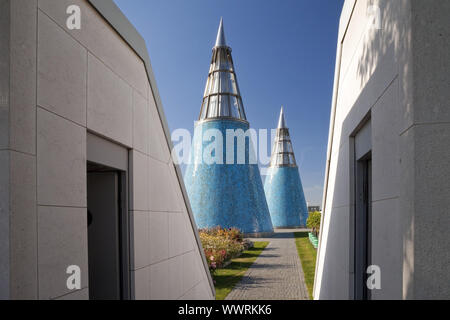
[318,0,413,299]
[356,0,412,129]
[315,87,352,296]
[356,0,413,298]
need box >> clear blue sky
[114,0,344,206]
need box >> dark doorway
[87,162,129,300]
[354,154,372,300]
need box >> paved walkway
[226,229,309,300]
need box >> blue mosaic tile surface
[184,119,274,234]
[264,166,308,228]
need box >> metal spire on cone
[270,107,297,167]
[198,19,247,121]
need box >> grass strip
[294,232,317,299]
[213,241,269,300]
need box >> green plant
[199,227,245,273]
[306,211,321,236]
[294,232,317,299]
[200,226,243,243]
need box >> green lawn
[294,232,317,299]
[213,241,269,300]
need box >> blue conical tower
[264,107,308,228]
[184,19,273,237]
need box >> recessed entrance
[87,164,120,299]
[86,133,130,300]
[354,155,372,300]
[352,119,372,300]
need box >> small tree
[306,211,321,237]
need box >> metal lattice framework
[270,107,297,167]
[198,19,247,122]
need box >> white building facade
[315,0,450,299]
[0,0,214,300]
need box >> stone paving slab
[226,229,310,300]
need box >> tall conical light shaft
[270,107,297,167]
[264,107,308,228]
[198,19,246,121]
[185,19,273,236]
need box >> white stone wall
[315,0,450,300]
[315,0,412,299]
[404,0,450,299]
[0,0,214,300]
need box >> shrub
[306,211,321,236]
[200,226,243,243]
[199,227,245,273]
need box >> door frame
[349,116,372,300]
[87,133,131,300]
